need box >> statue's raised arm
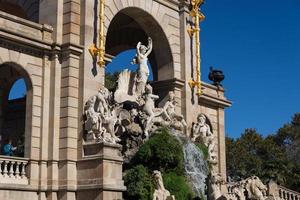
[136,42,142,56]
[145,37,153,57]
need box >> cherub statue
[132,37,153,96]
[162,91,187,130]
[142,84,163,138]
[153,170,175,200]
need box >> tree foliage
[105,72,119,91]
[133,127,184,175]
[124,165,154,200]
[163,172,194,200]
[226,113,300,192]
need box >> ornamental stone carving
[226,176,268,200]
[153,170,175,200]
[84,87,121,144]
[132,37,153,96]
[83,38,187,161]
[192,113,217,164]
[245,176,267,200]
[208,172,227,200]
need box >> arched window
[0,64,32,157]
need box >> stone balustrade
[0,156,29,185]
[278,186,300,200]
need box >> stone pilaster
[39,2,64,198]
[58,0,82,199]
[179,2,200,132]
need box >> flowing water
[171,130,209,198]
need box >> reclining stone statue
[161,91,187,130]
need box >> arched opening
[105,7,174,82]
[0,0,39,23]
[0,63,32,157]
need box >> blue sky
[10,0,300,138]
[199,0,300,137]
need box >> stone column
[77,143,126,200]
[58,0,83,199]
[78,0,105,168]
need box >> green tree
[273,113,300,191]
[124,165,154,200]
[226,113,300,192]
[226,129,264,179]
[133,127,184,175]
[105,72,119,91]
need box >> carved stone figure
[114,69,137,104]
[142,84,163,138]
[162,91,187,130]
[84,88,109,140]
[245,176,267,200]
[192,114,211,144]
[102,106,121,144]
[209,172,227,200]
[267,180,280,200]
[230,181,246,200]
[153,170,175,200]
[84,87,121,144]
[192,114,217,164]
[132,37,153,96]
[83,38,189,161]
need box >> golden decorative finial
[89,0,106,68]
[187,0,205,96]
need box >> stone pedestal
[77,142,126,200]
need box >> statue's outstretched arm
[136,42,142,55]
[162,102,172,120]
[145,37,153,56]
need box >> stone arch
[0,62,33,157]
[104,1,181,81]
[0,0,39,22]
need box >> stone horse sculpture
[153,170,175,200]
[245,176,267,200]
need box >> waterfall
[171,130,209,198]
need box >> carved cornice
[150,78,185,90]
[0,28,59,59]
